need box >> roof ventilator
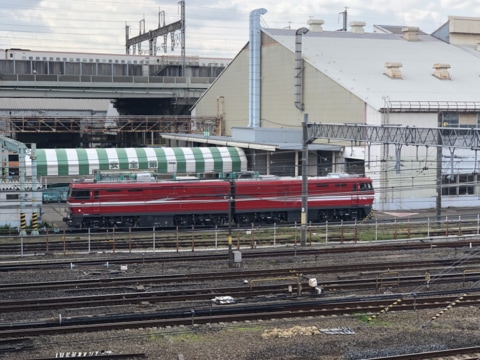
[384,62,403,79]
[402,26,419,41]
[349,21,366,34]
[432,63,451,80]
[307,19,324,32]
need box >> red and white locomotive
[63,174,374,229]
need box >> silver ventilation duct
[295,27,309,111]
[248,8,267,128]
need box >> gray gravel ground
[4,307,480,359]
[1,247,480,359]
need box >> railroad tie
[430,293,467,322]
[367,298,402,323]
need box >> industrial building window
[441,112,459,127]
[442,174,475,196]
[6,194,19,200]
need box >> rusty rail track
[2,256,480,292]
[367,346,480,359]
[2,292,480,338]
[3,271,480,315]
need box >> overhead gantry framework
[125,1,185,75]
[307,123,480,148]
[307,123,480,171]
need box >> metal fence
[2,214,480,257]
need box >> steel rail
[3,257,480,291]
[2,293,480,338]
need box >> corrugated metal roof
[264,28,480,111]
[0,98,112,111]
[373,25,429,35]
[161,133,342,152]
[25,147,247,177]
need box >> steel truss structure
[307,123,480,149]
[0,115,221,136]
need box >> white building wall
[365,112,438,210]
[193,49,250,135]
[193,35,366,134]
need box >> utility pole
[301,114,309,246]
[294,26,309,246]
[228,177,234,267]
[436,113,443,224]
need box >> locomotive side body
[63,176,374,229]
[233,176,373,225]
[64,179,231,229]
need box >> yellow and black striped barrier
[367,298,402,323]
[361,209,375,224]
[431,293,467,322]
[20,213,26,232]
[31,212,38,232]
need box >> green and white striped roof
[26,147,247,177]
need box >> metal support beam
[301,114,309,246]
[308,123,480,149]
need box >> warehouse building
[163,13,480,211]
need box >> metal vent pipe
[248,8,267,128]
[295,27,309,111]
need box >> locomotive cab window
[359,183,372,191]
[70,190,90,200]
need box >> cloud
[0,0,476,58]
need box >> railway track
[2,239,480,272]
[2,291,480,338]
[1,271,480,314]
[3,235,480,358]
[2,256,480,292]
[2,214,480,255]
[367,346,480,359]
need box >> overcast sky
[0,0,479,59]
